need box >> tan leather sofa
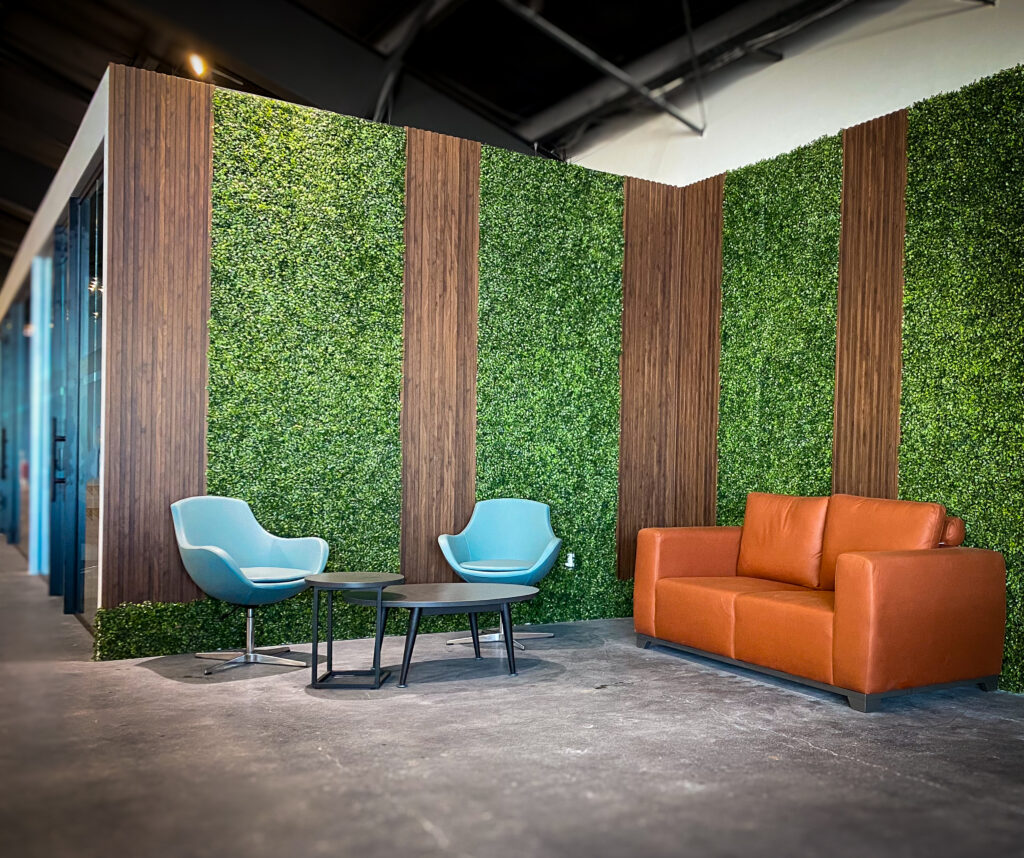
[634,492,1006,711]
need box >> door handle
[1,427,7,480]
[52,417,67,502]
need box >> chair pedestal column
[196,607,306,674]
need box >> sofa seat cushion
[654,576,805,658]
[819,494,946,589]
[734,589,836,685]
[737,492,830,588]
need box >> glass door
[0,301,27,544]
[77,179,103,620]
[49,173,103,617]
[49,219,77,600]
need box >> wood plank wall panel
[617,175,725,579]
[832,110,907,499]
[103,65,211,606]
[401,129,480,584]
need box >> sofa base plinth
[635,634,999,713]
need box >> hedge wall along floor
[477,146,630,624]
[901,66,1024,691]
[717,136,842,526]
[95,90,408,658]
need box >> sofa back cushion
[819,494,946,589]
[737,493,830,588]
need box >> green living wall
[717,136,843,525]
[95,90,408,658]
[477,146,631,624]
[901,66,1024,691]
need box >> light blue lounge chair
[439,498,562,650]
[170,496,329,674]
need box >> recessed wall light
[188,53,207,77]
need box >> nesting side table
[306,571,404,689]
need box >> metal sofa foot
[847,693,881,713]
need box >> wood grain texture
[617,175,725,579]
[401,129,479,584]
[103,65,211,606]
[833,110,907,499]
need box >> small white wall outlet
[565,552,576,569]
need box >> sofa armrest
[833,548,1006,694]
[634,526,741,637]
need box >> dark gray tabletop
[305,571,405,589]
[344,583,538,608]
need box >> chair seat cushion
[242,566,310,583]
[461,559,533,572]
[654,576,805,658]
[734,589,836,684]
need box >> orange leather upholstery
[819,494,946,590]
[941,516,966,547]
[633,527,741,637]
[734,590,836,684]
[655,576,804,658]
[833,548,1006,694]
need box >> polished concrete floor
[3,544,1024,858]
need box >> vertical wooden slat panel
[401,128,479,584]
[617,175,724,579]
[833,110,907,499]
[103,65,211,606]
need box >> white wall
[571,0,1024,187]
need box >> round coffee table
[345,583,538,687]
[306,571,404,689]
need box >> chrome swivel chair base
[195,606,305,675]
[446,629,554,651]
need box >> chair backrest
[170,496,273,567]
[463,499,555,561]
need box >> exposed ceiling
[0,0,862,285]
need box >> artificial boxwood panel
[476,146,631,623]
[93,90,407,659]
[717,135,842,525]
[901,66,1024,691]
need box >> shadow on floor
[137,650,321,684]
[301,655,566,697]
[644,641,1000,715]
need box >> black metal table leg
[311,585,320,687]
[398,607,422,688]
[468,612,482,659]
[326,591,334,673]
[372,590,386,687]
[499,603,517,675]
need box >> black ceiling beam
[0,148,55,214]
[0,40,94,103]
[0,110,69,170]
[495,0,705,136]
[515,0,819,142]
[115,0,532,153]
[373,0,467,56]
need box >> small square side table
[306,571,404,689]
